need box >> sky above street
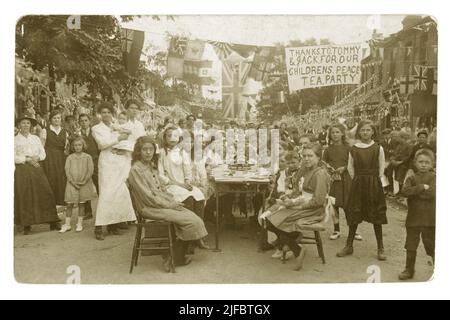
[123,15,406,50]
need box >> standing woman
[91,102,136,240]
[15,112,60,234]
[337,120,388,261]
[40,110,69,206]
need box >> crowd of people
[14,100,436,278]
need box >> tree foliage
[17,16,127,98]
[15,15,177,103]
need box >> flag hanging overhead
[432,68,437,95]
[208,40,256,61]
[411,91,437,117]
[168,36,188,58]
[249,46,276,81]
[400,75,415,95]
[166,36,213,85]
[167,36,188,78]
[185,40,206,60]
[427,67,437,95]
[221,58,252,119]
[207,40,234,61]
[413,65,428,91]
[183,60,214,85]
[121,28,145,76]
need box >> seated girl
[260,143,331,271]
[128,136,208,268]
[158,126,206,222]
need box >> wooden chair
[295,196,335,264]
[127,182,176,274]
[297,223,326,264]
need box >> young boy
[399,149,436,280]
[409,130,434,169]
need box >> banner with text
[285,44,362,92]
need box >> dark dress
[345,143,387,225]
[323,144,352,208]
[42,127,67,205]
[15,164,59,226]
[14,133,59,227]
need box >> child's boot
[336,246,353,257]
[377,248,387,261]
[399,250,416,280]
[76,217,84,232]
[59,217,72,233]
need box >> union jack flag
[221,60,252,119]
[428,67,437,95]
[413,65,428,91]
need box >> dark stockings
[266,221,302,257]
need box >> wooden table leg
[213,191,221,252]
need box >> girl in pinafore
[60,137,98,233]
[337,120,388,261]
[322,123,362,241]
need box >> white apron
[92,122,136,226]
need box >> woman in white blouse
[14,112,60,235]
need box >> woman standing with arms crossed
[40,110,69,206]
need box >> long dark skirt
[42,148,66,205]
[14,163,59,227]
[345,175,388,226]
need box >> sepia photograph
[13,14,437,285]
